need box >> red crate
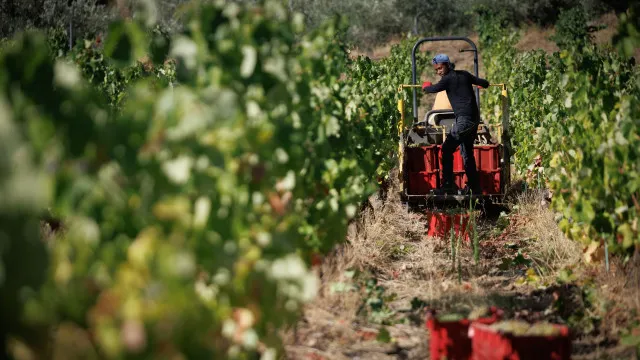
[437,145,500,173]
[474,145,501,172]
[453,170,501,195]
[453,171,467,192]
[436,146,500,173]
[407,171,439,195]
[479,170,501,194]
[433,144,503,195]
[426,307,503,360]
[470,322,571,360]
[406,145,439,172]
[425,211,474,242]
[436,145,464,172]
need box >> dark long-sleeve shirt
[423,70,489,121]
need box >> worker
[422,53,489,196]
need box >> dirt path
[284,180,640,360]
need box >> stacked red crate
[435,145,502,195]
[405,144,502,196]
[406,146,440,195]
[426,307,503,360]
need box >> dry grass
[309,174,438,318]
[512,190,582,274]
[283,175,438,359]
[591,248,640,338]
[622,252,640,309]
[345,198,426,275]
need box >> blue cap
[432,54,450,64]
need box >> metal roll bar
[411,36,480,122]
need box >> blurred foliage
[550,6,603,50]
[612,2,640,59]
[66,29,176,110]
[0,0,429,358]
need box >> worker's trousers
[441,115,481,193]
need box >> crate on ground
[469,321,572,360]
[426,307,503,360]
[425,211,474,242]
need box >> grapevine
[0,1,427,358]
[476,8,640,257]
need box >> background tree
[1,0,636,49]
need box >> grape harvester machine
[395,36,512,209]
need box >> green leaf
[557,268,576,284]
[103,21,146,68]
[240,45,257,78]
[376,327,391,343]
[150,31,171,65]
[618,223,635,249]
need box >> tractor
[396,36,512,213]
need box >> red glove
[422,81,432,90]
